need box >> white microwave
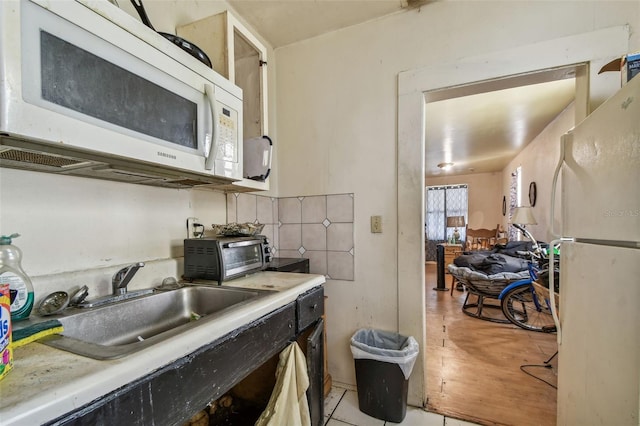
[0,0,243,188]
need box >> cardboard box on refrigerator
[598,51,640,86]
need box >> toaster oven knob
[264,246,271,253]
[265,255,271,262]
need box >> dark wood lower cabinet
[306,318,324,426]
[47,286,325,426]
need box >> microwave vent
[170,179,210,187]
[0,138,236,190]
[92,166,164,180]
[86,166,211,188]
[0,149,87,168]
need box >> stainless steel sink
[41,285,273,360]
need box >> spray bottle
[0,234,34,321]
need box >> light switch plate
[371,215,382,233]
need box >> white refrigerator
[555,74,640,425]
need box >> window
[425,185,468,260]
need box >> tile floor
[323,386,481,426]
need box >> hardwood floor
[425,262,558,426]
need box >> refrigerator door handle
[550,132,571,239]
[549,237,574,344]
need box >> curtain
[425,185,468,261]
[426,188,445,241]
[508,167,521,241]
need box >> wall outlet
[186,217,200,239]
[371,215,382,233]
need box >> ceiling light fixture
[437,162,454,170]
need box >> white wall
[425,172,503,230]
[0,168,227,302]
[275,0,639,405]
[502,103,576,243]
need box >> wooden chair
[465,224,499,251]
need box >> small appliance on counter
[183,235,271,284]
[243,135,272,181]
[266,258,309,274]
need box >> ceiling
[227,1,577,178]
[227,0,413,48]
[425,78,576,177]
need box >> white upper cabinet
[178,11,269,192]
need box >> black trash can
[350,329,419,423]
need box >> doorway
[422,68,578,424]
[396,26,628,412]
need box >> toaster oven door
[221,242,266,279]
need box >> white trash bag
[350,329,419,380]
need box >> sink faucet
[112,262,145,296]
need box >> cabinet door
[177,11,268,139]
[233,28,266,140]
[306,319,324,426]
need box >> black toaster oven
[183,235,271,284]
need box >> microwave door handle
[204,83,219,171]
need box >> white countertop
[0,272,325,426]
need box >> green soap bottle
[0,234,34,321]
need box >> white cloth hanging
[255,342,311,426]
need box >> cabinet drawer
[444,245,461,257]
[297,286,324,332]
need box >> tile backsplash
[227,193,354,280]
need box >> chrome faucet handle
[112,262,145,295]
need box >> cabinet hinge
[259,60,267,67]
